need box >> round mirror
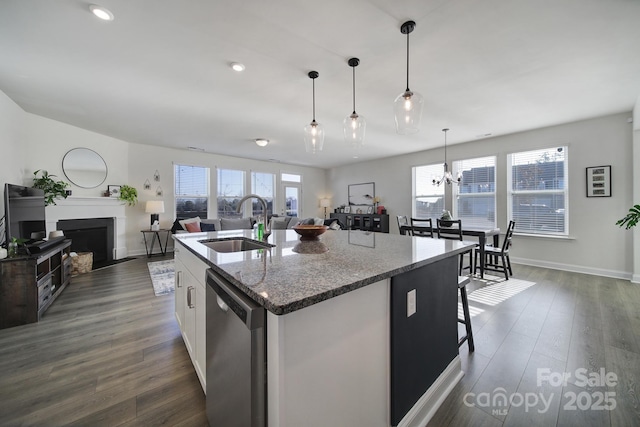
[62,148,108,189]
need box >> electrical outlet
[407,289,416,317]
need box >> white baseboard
[510,257,632,281]
[398,356,464,427]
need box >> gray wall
[328,112,635,279]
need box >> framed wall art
[586,165,611,197]
[348,182,375,206]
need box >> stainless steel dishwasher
[206,268,266,427]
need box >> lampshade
[145,200,165,214]
[394,20,424,135]
[320,198,331,208]
[304,71,324,153]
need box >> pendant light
[394,20,424,135]
[304,71,324,153]
[343,58,366,151]
[433,128,462,186]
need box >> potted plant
[616,204,640,229]
[118,184,138,206]
[32,170,69,206]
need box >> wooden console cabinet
[330,213,390,233]
[0,240,72,329]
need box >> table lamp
[145,200,165,229]
[320,198,331,219]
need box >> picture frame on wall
[586,165,611,197]
[348,182,375,206]
[108,185,121,198]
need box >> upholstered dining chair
[475,220,515,280]
[410,218,433,238]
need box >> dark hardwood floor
[0,254,207,427]
[1,256,638,426]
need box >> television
[4,183,47,247]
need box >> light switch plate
[407,289,416,317]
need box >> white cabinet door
[174,256,185,329]
[183,268,198,357]
[195,281,207,388]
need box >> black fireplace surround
[57,217,115,269]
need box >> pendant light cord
[406,31,410,92]
[352,65,356,114]
[312,77,316,121]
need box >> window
[412,164,445,220]
[281,173,301,183]
[174,164,209,220]
[217,168,245,218]
[508,147,568,235]
[251,172,275,217]
[453,156,496,228]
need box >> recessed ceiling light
[230,62,245,72]
[89,5,114,21]
[187,146,205,152]
[255,138,269,147]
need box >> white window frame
[412,164,446,220]
[507,147,569,236]
[174,163,210,220]
[217,168,246,218]
[452,156,497,228]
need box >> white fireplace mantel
[45,197,128,259]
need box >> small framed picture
[586,165,611,197]
[108,185,121,198]
[344,206,351,213]
[367,206,374,214]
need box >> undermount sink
[199,238,273,253]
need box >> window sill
[513,232,575,241]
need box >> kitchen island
[173,229,474,427]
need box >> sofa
[172,215,344,233]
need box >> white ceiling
[1,0,639,169]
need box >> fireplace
[57,218,115,269]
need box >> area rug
[147,260,175,296]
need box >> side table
[141,229,171,258]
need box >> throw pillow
[185,222,201,232]
[313,217,324,225]
[179,216,201,230]
[200,222,216,232]
[170,218,184,233]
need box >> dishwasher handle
[206,269,264,330]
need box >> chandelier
[433,128,462,186]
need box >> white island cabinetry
[174,245,207,391]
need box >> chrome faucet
[236,194,271,240]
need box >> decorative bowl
[292,225,328,241]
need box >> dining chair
[410,218,433,238]
[397,215,410,235]
[457,275,475,352]
[436,218,473,274]
[475,220,515,280]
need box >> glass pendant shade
[304,120,325,154]
[304,71,324,153]
[343,113,366,146]
[344,58,366,149]
[394,90,423,135]
[394,20,423,135]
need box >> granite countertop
[174,229,474,315]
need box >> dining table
[399,224,501,278]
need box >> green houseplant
[616,204,640,230]
[32,170,69,206]
[118,184,138,206]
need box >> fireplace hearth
[57,218,115,269]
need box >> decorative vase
[8,241,18,257]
